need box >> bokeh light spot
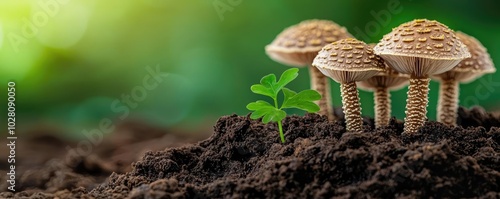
[36,2,90,49]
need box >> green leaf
[294,90,322,101]
[282,88,297,101]
[260,74,277,89]
[251,69,298,99]
[246,100,274,111]
[282,89,321,112]
[250,84,274,98]
[287,101,320,112]
[261,109,286,123]
[247,100,286,123]
[275,68,299,91]
[250,107,276,120]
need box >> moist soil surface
[1,107,500,198]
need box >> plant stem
[340,82,363,132]
[309,65,335,121]
[437,78,459,126]
[404,77,430,134]
[278,120,285,143]
[274,97,285,143]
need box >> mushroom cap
[356,71,409,91]
[266,19,353,67]
[313,38,386,83]
[357,44,409,91]
[433,31,496,83]
[374,19,471,77]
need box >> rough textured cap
[374,19,471,77]
[313,38,386,83]
[434,32,496,82]
[454,32,495,73]
[357,67,409,91]
[357,44,409,91]
[266,19,352,67]
[433,32,496,83]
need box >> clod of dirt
[458,106,500,128]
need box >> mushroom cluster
[265,19,496,134]
[374,19,471,134]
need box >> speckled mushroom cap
[433,31,496,83]
[357,44,409,91]
[374,19,471,77]
[266,19,353,67]
[313,38,386,83]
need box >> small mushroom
[266,19,353,121]
[357,44,409,128]
[374,19,470,134]
[432,32,496,126]
[313,38,386,132]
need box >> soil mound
[88,107,500,198]
[2,107,499,198]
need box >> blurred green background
[1,0,499,137]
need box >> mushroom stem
[404,77,430,134]
[340,81,363,132]
[309,65,335,121]
[437,78,459,126]
[374,87,391,128]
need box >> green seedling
[247,68,321,143]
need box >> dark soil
[0,120,204,198]
[1,106,500,198]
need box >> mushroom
[357,44,409,128]
[266,19,353,121]
[373,19,470,134]
[432,31,495,126]
[313,38,386,132]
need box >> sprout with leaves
[247,68,321,143]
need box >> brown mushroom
[313,38,386,132]
[266,19,353,121]
[432,31,495,126]
[374,19,470,134]
[357,44,409,128]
